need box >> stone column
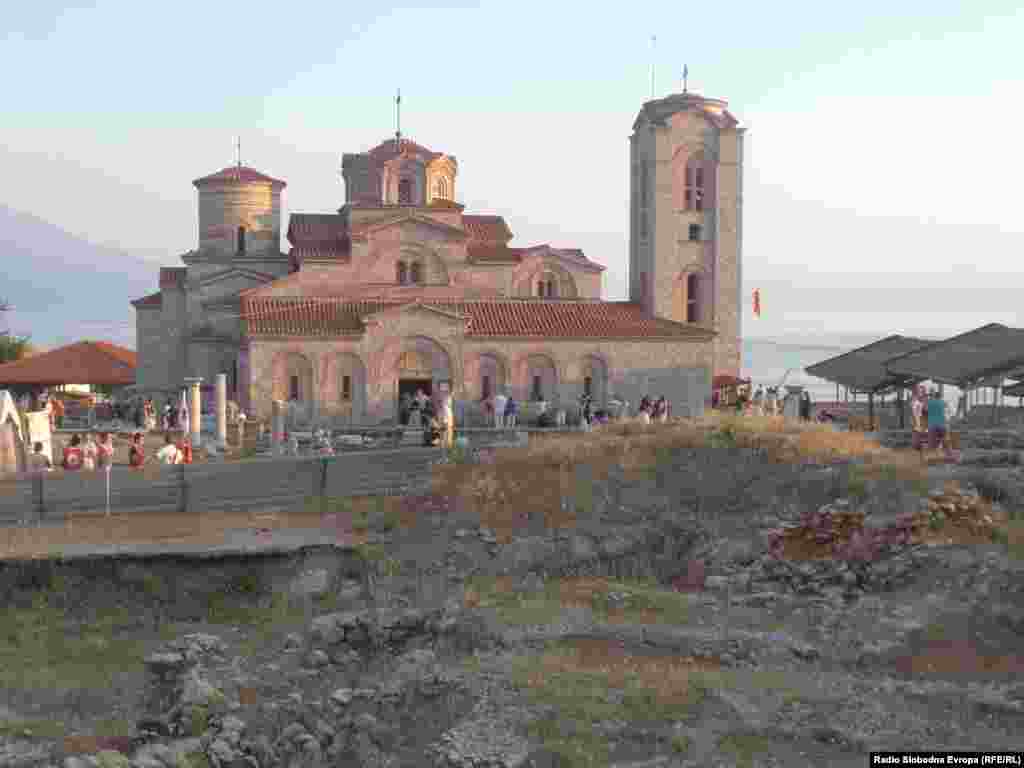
[272,400,285,456]
[216,373,228,449]
[190,380,202,448]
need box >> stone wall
[135,307,165,392]
[245,322,711,424]
[198,183,282,259]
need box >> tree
[0,299,32,363]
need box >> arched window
[398,178,412,205]
[536,272,558,298]
[237,226,246,254]
[396,261,408,284]
[409,262,422,284]
[686,273,699,323]
[685,156,706,212]
[689,223,702,241]
[434,177,448,201]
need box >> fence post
[178,463,188,514]
[34,472,45,523]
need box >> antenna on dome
[235,136,241,171]
[682,64,689,94]
[394,89,402,152]
[649,36,656,99]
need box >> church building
[132,89,744,425]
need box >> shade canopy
[0,341,136,386]
[804,335,934,393]
[1002,381,1024,398]
[884,324,1024,387]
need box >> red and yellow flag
[753,289,761,317]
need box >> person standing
[927,389,948,455]
[505,395,518,428]
[96,432,114,469]
[493,389,508,429]
[29,442,53,472]
[156,433,180,465]
[129,432,146,468]
[82,432,98,471]
[441,390,455,449]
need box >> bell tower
[629,87,746,377]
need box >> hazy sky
[3,0,1022,340]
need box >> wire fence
[2,423,598,526]
[3,448,440,526]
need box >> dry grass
[433,414,911,540]
[513,638,718,767]
[463,576,691,626]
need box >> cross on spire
[394,89,402,152]
[235,136,241,170]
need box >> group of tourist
[397,388,456,447]
[29,428,197,473]
[637,395,670,424]
[481,390,519,428]
[731,385,815,421]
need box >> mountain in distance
[0,204,167,349]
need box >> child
[29,442,52,472]
[129,432,146,468]
[96,432,115,468]
[63,434,84,471]
[82,433,98,471]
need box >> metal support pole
[319,457,329,518]
[34,472,45,523]
[178,462,188,514]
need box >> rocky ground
[2,439,1024,768]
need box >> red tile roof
[193,165,287,188]
[0,341,136,386]
[131,292,162,309]
[466,244,524,263]
[287,213,347,245]
[242,298,715,340]
[366,137,441,161]
[462,215,513,242]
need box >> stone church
[132,90,745,425]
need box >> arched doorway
[395,337,452,419]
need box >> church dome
[193,165,287,189]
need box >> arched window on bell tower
[685,154,706,212]
[237,226,246,254]
[434,177,448,201]
[686,273,700,323]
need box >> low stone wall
[0,545,371,617]
[879,429,1024,452]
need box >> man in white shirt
[156,434,180,465]
[492,391,507,429]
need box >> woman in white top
[82,433,98,471]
